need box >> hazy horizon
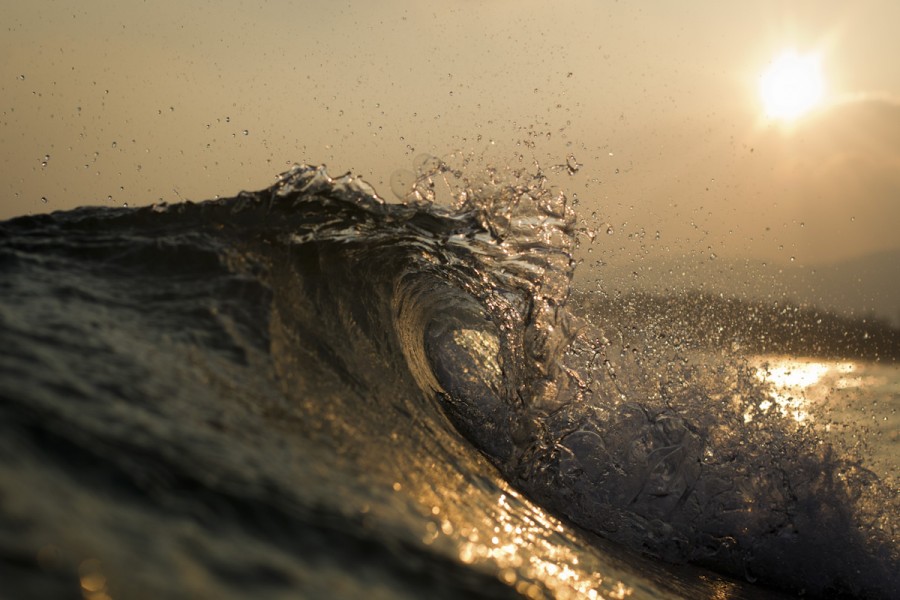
[3,1,898,316]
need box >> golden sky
[2,0,899,275]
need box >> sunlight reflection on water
[751,358,835,422]
[750,355,899,481]
[446,485,629,600]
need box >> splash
[379,157,898,598]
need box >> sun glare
[759,50,824,121]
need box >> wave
[0,163,897,598]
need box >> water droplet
[17,74,26,81]
[122,202,129,208]
[111,141,117,148]
[390,169,416,201]
[606,226,614,235]
[40,196,48,204]
[242,129,249,136]
[565,154,580,175]
[790,256,795,262]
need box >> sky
[2,0,899,316]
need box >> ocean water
[0,163,897,599]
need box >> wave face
[0,164,897,599]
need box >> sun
[759,50,824,121]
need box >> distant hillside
[579,248,900,327]
[573,289,900,362]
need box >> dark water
[0,164,896,599]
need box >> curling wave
[0,163,896,599]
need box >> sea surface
[0,163,897,599]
